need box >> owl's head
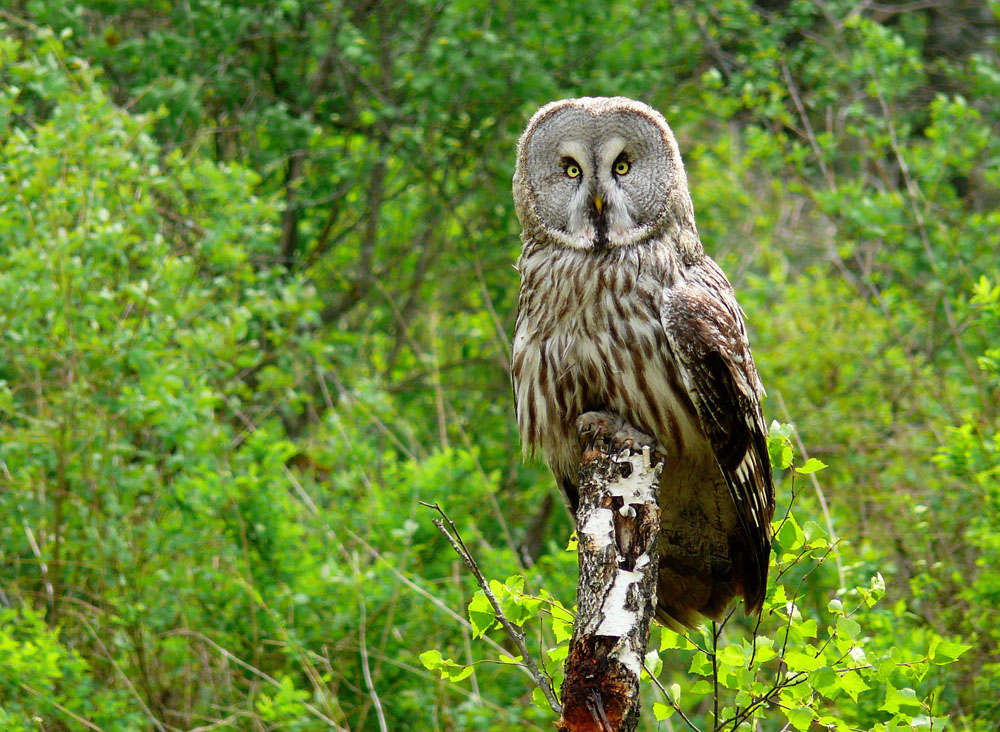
[513,97,697,252]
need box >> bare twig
[780,59,834,189]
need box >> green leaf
[718,644,746,668]
[467,591,495,639]
[768,435,794,470]
[499,578,534,627]
[802,520,830,548]
[532,686,550,711]
[795,458,828,475]
[775,515,805,552]
[751,636,777,664]
[798,619,819,639]
[447,664,474,682]
[690,679,713,694]
[928,639,972,665]
[783,650,822,672]
[816,714,850,732]
[836,615,861,641]
[669,682,682,703]
[505,575,525,594]
[866,573,886,607]
[659,628,689,650]
[644,649,662,678]
[787,706,814,731]
[552,616,573,644]
[881,684,922,714]
[652,702,674,721]
[419,650,472,682]
[549,599,574,624]
[547,643,569,663]
[549,598,575,643]
[769,421,794,440]
[419,649,443,670]
[689,651,713,676]
[812,667,839,699]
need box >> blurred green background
[0,1,997,729]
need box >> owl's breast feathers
[512,241,775,620]
[512,243,688,466]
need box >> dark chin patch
[592,213,608,250]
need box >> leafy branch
[421,501,562,714]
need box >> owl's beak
[592,194,604,215]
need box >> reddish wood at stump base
[557,635,639,732]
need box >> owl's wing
[661,259,774,613]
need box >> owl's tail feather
[654,527,765,629]
[654,562,735,630]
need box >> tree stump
[558,437,662,732]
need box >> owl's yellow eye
[566,163,581,178]
[614,159,630,175]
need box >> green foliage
[0,0,997,729]
[0,606,141,730]
[423,431,969,730]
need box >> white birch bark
[558,442,662,732]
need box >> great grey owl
[511,97,774,628]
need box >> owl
[511,97,775,628]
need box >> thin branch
[780,59,834,189]
[19,684,108,732]
[167,629,349,731]
[375,280,522,563]
[775,390,845,589]
[643,665,704,732]
[855,32,989,414]
[77,615,169,732]
[342,526,533,678]
[422,502,562,714]
[359,601,389,732]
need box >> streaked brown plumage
[511,97,774,628]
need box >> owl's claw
[576,410,624,442]
[576,411,665,464]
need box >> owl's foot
[576,411,664,464]
[576,410,625,443]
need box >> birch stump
[558,429,663,732]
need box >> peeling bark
[558,441,662,732]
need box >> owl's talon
[576,410,624,444]
[576,411,664,460]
